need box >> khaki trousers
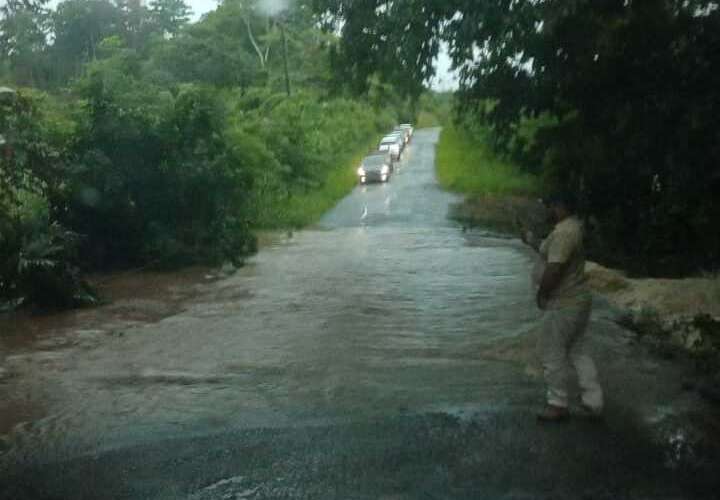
[538,297,604,411]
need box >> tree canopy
[314,0,720,274]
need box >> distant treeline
[318,0,720,277]
[0,0,420,307]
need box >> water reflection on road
[0,129,717,498]
[0,129,532,455]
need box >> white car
[378,135,404,161]
[393,127,410,145]
[399,123,414,139]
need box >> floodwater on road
[0,129,718,499]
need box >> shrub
[61,65,257,268]
[0,89,94,308]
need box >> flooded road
[1,129,719,499]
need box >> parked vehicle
[357,154,392,184]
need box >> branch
[244,16,266,69]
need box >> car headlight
[381,165,390,174]
[357,167,366,176]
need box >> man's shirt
[539,216,589,308]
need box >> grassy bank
[436,126,538,196]
[416,111,441,128]
[436,125,541,233]
[261,146,370,229]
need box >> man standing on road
[521,194,604,421]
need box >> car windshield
[363,156,386,166]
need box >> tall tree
[0,0,49,85]
[51,0,123,79]
[115,0,154,49]
[149,0,192,37]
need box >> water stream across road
[0,129,718,499]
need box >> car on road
[378,134,404,161]
[365,150,394,169]
[393,126,411,145]
[357,153,393,184]
[387,130,407,148]
[398,123,414,140]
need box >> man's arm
[536,263,567,309]
[520,229,541,253]
[536,229,574,309]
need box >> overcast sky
[41,0,458,91]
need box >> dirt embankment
[586,264,720,319]
[586,263,720,344]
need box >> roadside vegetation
[0,0,416,309]
[258,145,374,229]
[320,0,720,278]
[414,92,452,129]
[5,0,720,307]
[436,125,538,197]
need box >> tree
[0,89,94,308]
[51,0,123,79]
[145,8,262,88]
[149,0,192,37]
[312,0,720,274]
[115,0,156,50]
[0,0,49,85]
[311,0,444,98]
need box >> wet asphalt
[1,129,719,499]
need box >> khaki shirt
[539,216,589,307]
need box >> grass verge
[416,111,440,128]
[436,126,538,196]
[258,145,371,230]
[436,125,542,233]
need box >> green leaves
[0,89,94,308]
[0,0,415,309]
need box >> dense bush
[60,59,257,269]
[0,89,93,307]
[0,0,406,310]
[228,89,396,227]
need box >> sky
[42,0,458,91]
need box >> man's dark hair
[543,191,578,214]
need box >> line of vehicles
[357,123,414,184]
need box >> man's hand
[536,291,549,310]
[516,217,531,245]
[537,262,566,310]
[520,228,539,252]
[520,228,529,244]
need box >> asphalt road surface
[1,129,718,499]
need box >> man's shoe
[536,405,569,422]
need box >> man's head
[543,192,577,224]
